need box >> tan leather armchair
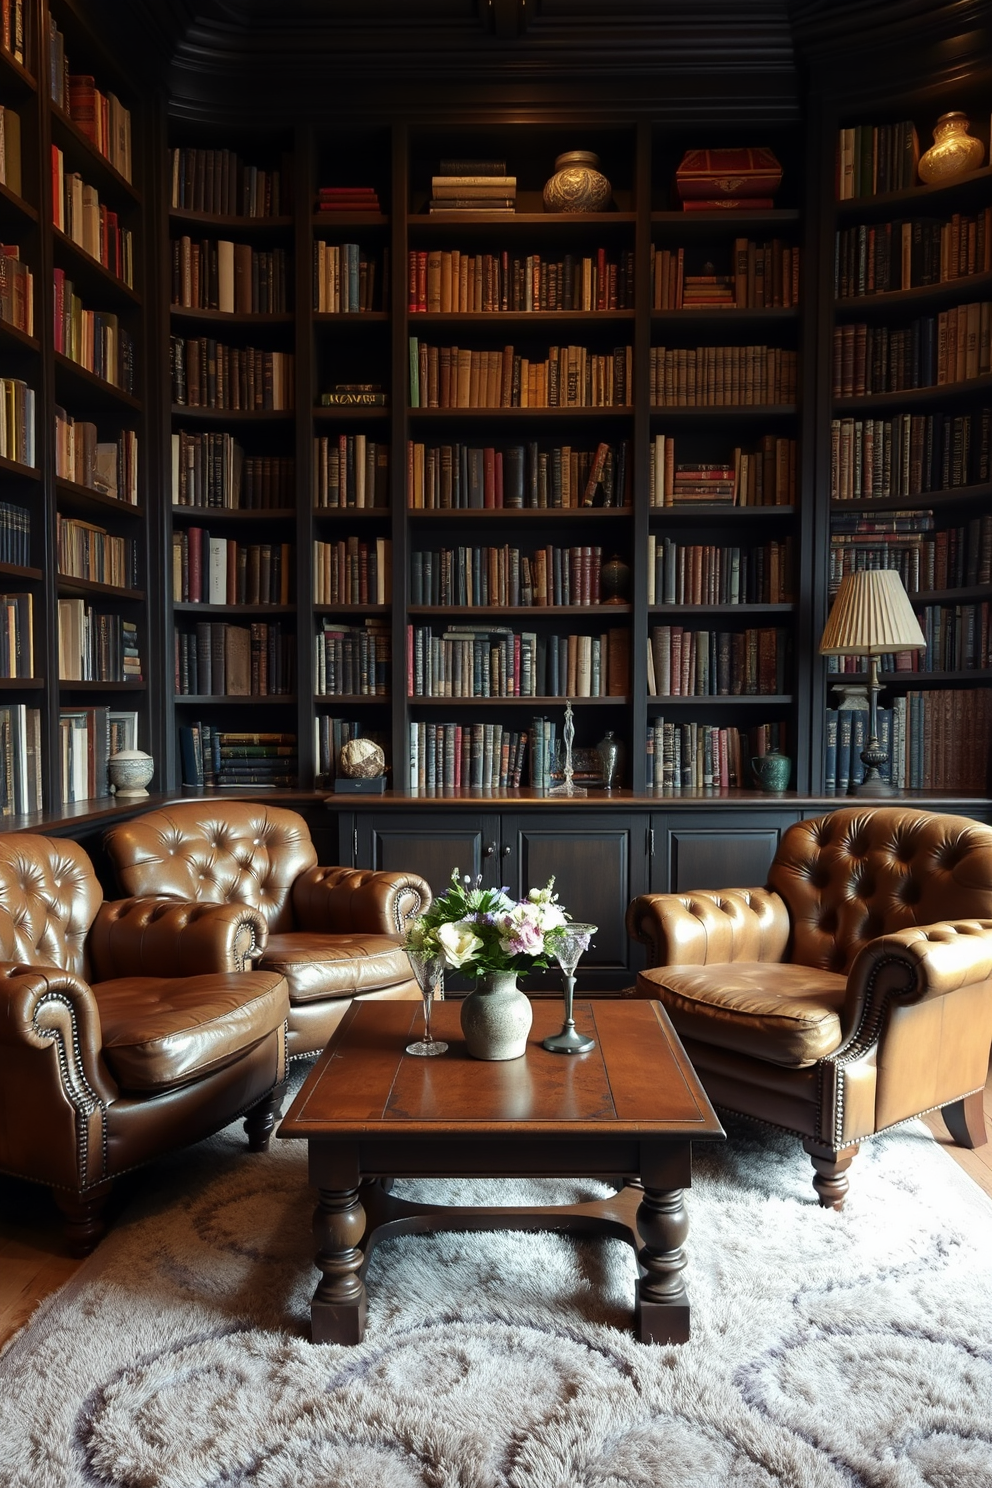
[104,802,432,1059]
[0,833,290,1253]
[626,807,992,1208]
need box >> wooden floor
[2,1063,990,1353]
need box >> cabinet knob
[502,844,512,857]
[484,842,496,857]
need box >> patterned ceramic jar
[543,152,612,213]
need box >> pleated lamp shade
[820,569,927,657]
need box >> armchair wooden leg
[803,1139,859,1211]
[244,1081,287,1152]
[53,1183,113,1256]
[941,1090,988,1150]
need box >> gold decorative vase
[543,151,612,213]
[917,113,985,184]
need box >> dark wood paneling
[360,811,501,895]
[657,813,799,893]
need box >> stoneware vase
[108,749,155,798]
[460,971,533,1060]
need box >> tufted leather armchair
[0,833,290,1253]
[626,807,992,1208]
[104,802,432,1059]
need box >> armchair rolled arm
[293,866,433,936]
[839,919,992,1051]
[625,887,791,967]
[89,898,268,980]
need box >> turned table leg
[634,1185,690,1344]
[311,1185,367,1344]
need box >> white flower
[526,882,567,931]
[436,919,484,969]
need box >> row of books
[836,121,919,201]
[315,617,389,697]
[56,514,138,589]
[1,704,41,815]
[172,532,294,606]
[171,238,289,315]
[410,543,611,609]
[408,248,636,314]
[179,725,298,789]
[825,691,991,793]
[645,720,788,790]
[174,620,294,696]
[830,409,992,500]
[407,438,629,510]
[59,705,113,803]
[0,590,31,677]
[315,717,386,782]
[832,303,992,397]
[0,377,34,466]
[649,345,797,406]
[409,339,632,409]
[171,432,293,509]
[1,3,24,66]
[169,148,291,218]
[828,600,991,674]
[57,600,140,682]
[53,272,135,393]
[409,721,529,790]
[834,209,991,299]
[650,241,800,310]
[829,514,992,594]
[314,435,389,508]
[55,411,138,502]
[0,244,32,335]
[647,625,788,697]
[49,22,133,183]
[53,148,133,286]
[314,537,391,606]
[407,624,630,699]
[649,433,797,507]
[313,241,382,313]
[0,500,29,565]
[0,105,21,195]
[646,536,793,606]
[170,337,294,411]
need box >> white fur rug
[1,1111,991,1488]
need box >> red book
[675,148,782,200]
[681,198,776,212]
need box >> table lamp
[819,569,926,796]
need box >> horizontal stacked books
[407,624,629,699]
[319,383,387,407]
[409,248,635,313]
[830,408,992,498]
[828,511,934,595]
[315,186,381,214]
[313,435,388,506]
[646,536,793,605]
[409,340,632,408]
[313,242,382,312]
[56,412,138,502]
[172,433,292,509]
[0,105,21,194]
[0,379,35,466]
[314,536,391,606]
[649,345,796,405]
[57,601,140,682]
[411,543,609,607]
[315,719,387,784]
[172,532,293,605]
[56,515,137,588]
[171,337,294,410]
[651,241,800,309]
[54,273,135,392]
[648,625,788,696]
[835,208,991,298]
[49,27,133,182]
[179,725,298,788]
[0,591,32,677]
[59,705,114,802]
[836,121,919,200]
[174,621,294,696]
[315,617,389,696]
[408,439,629,509]
[0,245,32,334]
[427,159,516,216]
[649,434,796,507]
[53,150,133,285]
[645,720,788,788]
[833,303,991,396]
[170,149,290,217]
[409,721,528,790]
[0,502,29,565]
[675,147,783,212]
[172,238,289,313]
[0,704,42,815]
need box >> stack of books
[675,147,782,212]
[672,463,737,504]
[428,159,516,216]
[315,186,381,214]
[680,263,735,308]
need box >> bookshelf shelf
[56,577,144,601]
[311,212,389,229]
[648,694,794,706]
[313,311,390,325]
[0,45,35,91]
[649,505,795,522]
[409,695,629,707]
[172,602,296,616]
[0,180,38,225]
[169,307,293,325]
[49,106,140,205]
[651,210,801,232]
[651,308,799,326]
[313,695,389,705]
[0,456,41,482]
[408,507,632,521]
[829,483,992,515]
[409,604,633,618]
[407,406,634,421]
[171,405,293,422]
[312,405,389,422]
[834,372,992,413]
[57,679,147,691]
[0,319,38,353]
[0,561,43,580]
[831,669,992,685]
[908,584,992,605]
[171,208,294,232]
[649,602,795,616]
[834,269,992,319]
[54,352,142,410]
[174,694,298,705]
[409,212,638,232]
[171,505,294,522]
[314,603,388,616]
[0,677,44,690]
[55,478,143,519]
[52,228,140,307]
[410,311,638,327]
[648,404,798,420]
[834,164,992,223]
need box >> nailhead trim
[32,991,108,1183]
[819,952,913,1149]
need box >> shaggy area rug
[1,1110,991,1488]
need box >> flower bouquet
[405,870,570,979]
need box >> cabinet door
[651,811,800,894]
[353,811,503,897]
[501,812,649,991]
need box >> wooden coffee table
[278,997,724,1346]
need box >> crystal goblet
[405,947,449,1057]
[542,922,597,1054]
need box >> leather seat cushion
[259,933,413,1003]
[93,971,289,1093]
[635,962,848,1068]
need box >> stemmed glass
[542,923,597,1054]
[405,947,449,1057]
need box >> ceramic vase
[917,112,985,183]
[108,749,155,798]
[460,971,533,1060]
[543,151,612,213]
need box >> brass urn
[917,112,985,184]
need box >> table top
[279,998,724,1142]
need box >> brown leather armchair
[0,833,290,1253]
[104,802,432,1059]
[626,807,992,1208]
